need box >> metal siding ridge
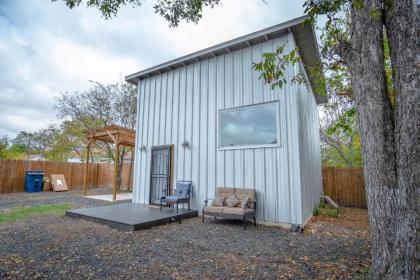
[143,78,152,203]
[209,57,217,198]
[198,60,207,206]
[172,69,180,187]
[185,64,194,181]
[132,81,142,203]
[192,62,201,208]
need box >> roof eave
[126,15,327,104]
[125,16,308,83]
[290,22,327,104]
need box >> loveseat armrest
[243,200,257,210]
[203,198,214,207]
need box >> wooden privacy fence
[323,166,367,209]
[0,160,133,193]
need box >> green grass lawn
[0,204,71,224]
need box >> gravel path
[0,191,371,279]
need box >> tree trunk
[346,1,399,278]
[383,1,420,278]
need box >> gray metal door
[150,146,171,205]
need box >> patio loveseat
[202,187,256,229]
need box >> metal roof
[125,15,327,104]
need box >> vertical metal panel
[254,147,265,220]
[191,62,201,209]
[137,79,148,203]
[272,36,291,223]
[165,71,174,145]
[252,43,264,103]
[178,68,187,180]
[184,65,194,182]
[277,75,291,222]
[171,69,180,186]
[296,70,323,224]
[198,60,209,206]
[132,80,143,202]
[132,32,321,225]
[233,49,244,188]
[224,52,235,188]
[284,33,303,225]
[242,46,255,190]
[143,78,153,203]
[207,58,217,198]
[265,148,278,222]
[216,55,225,188]
[160,73,168,144]
[154,75,162,146]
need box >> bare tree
[12,126,60,156]
[55,80,137,189]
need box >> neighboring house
[24,154,46,161]
[126,16,327,227]
[67,157,82,163]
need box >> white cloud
[0,0,307,137]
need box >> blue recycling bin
[25,170,44,192]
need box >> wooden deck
[66,203,198,231]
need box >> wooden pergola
[83,125,136,201]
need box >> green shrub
[319,198,328,208]
[313,198,339,218]
[313,205,320,216]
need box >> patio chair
[160,180,192,212]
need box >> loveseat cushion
[216,187,236,198]
[203,206,225,214]
[236,188,256,209]
[225,194,241,207]
[241,195,251,209]
[223,207,255,215]
[211,196,224,207]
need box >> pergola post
[128,147,134,192]
[83,142,91,196]
[113,142,119,201]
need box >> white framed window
[218,101,280,150]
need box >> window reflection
[219,102,278,147]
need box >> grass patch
[313,199,339,218]
[318,207,339,218]
[0,204,71,224]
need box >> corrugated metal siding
[296,63,323,224]
[134,32,308,225]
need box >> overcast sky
[0,0,309,138]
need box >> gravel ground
[0,189,127,210]
[0,191,371,279]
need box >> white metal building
[126,16,326,226]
